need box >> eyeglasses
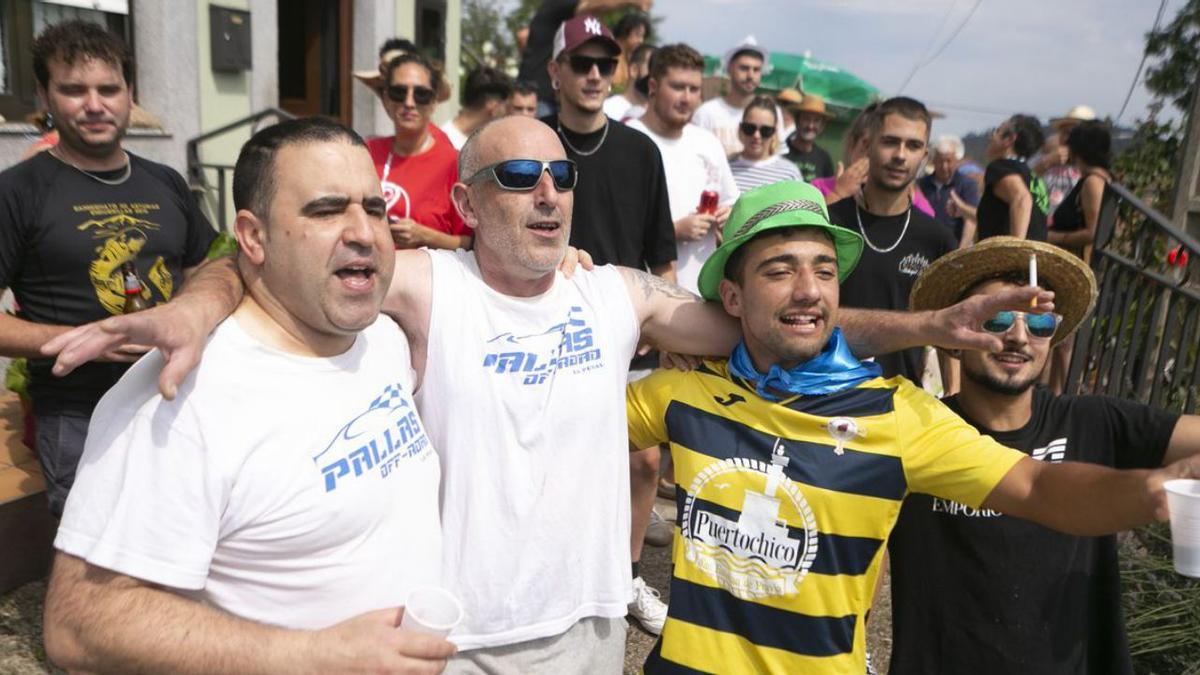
[465,159,578,192]
[982,311,1061,340]
[567,55,618,77]
[386,84,436,105]
[739,122,776,138]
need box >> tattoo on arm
[627,268,698,302]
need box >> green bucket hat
[696,181,864,301]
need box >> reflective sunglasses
[465,159,578,192]
[567,55,619,77]
[982,311,1061,340]
[739,122,776,138]
[386,84,436,105]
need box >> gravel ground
[0,497,893,675]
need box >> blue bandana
[727,328,883,400]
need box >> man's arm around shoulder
[45,553,454,675]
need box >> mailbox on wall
[210,5,252,72]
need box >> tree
[461,0,519,76]
[1145,0,1200,114]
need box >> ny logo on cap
[584,17,602,35]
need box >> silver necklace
[557,117,608,157]
[52,148,132,186]
[854,197,911,254]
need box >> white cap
[722,35,772,74]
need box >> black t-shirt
[887,388,1179,675]
[977,158,1048,242]
[827,198,956,381]
[518,0,578,103]
[784,139,835,182]
[542,114,676,270]
[0,151,216,414]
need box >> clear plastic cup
[399,585,464,637]
[1164,479,1200,578]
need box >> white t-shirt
[440,120,469,150]
[603,95,632,121]
[56,316,442,630]
[729,155,804,193]
[627,119,741,293]
[417,249,640,650]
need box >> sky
[649,0,1187,138]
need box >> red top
[366,127,467,237]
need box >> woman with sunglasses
[727,96,801,193]
[365,53,471,250]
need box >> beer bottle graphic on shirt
[121,262,149,314]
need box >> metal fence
[1065,182,1200,414]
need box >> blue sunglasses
[464,159,578,192]
[982,311,1061,339]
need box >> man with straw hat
[626,183,1200,674]
[782,92,837,182]
[889,236,1200,675]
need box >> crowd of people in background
[5,5,1198,675]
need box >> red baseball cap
[552,15,620,60]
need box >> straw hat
[791,93,835,119]
[909,237,1097,346]
[776,88,804,110]
[1050,104,1096,129]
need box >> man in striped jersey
[626,181,1200,673]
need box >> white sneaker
[629,576,668,635]
[644,508,673,547]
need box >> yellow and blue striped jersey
[626,360,1026,674]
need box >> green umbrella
[704,51,880,112]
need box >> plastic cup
[399,585,464,637]
[1165,479,1200,578]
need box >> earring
[44,112,54,129]
[551,80,560,91]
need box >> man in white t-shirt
[603,42,655,122]
[440,66,513,150]
[45,116,1073,675]
[691,36,774,157]
[628,43,740,295]
[42,118,455,674]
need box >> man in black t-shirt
[891,238,1200,675]
[975,114,1049,242]
[0,22,216,517]
[782,93,836,182]
[517,0,652,117]
[826,97,956,384]
[538,13,675,637]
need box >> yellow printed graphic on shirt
[75,203,175,315]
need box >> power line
[896,0,959,94]
[1116,0,1170,124]
[897,0,984,94]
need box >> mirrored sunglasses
[982,311,1061,339]
[465,159,578,192]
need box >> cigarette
[1029,254,1038,308]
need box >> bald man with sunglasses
[887,237,1200,675]
[43,116,1087,674]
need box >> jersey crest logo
[680,440,818,600]
[825,416,866,455]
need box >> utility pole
[1170,78,1200,243]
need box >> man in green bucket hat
[626,180,1200,674]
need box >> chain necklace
[854,195,911,254]
[557,117,609,157]
[51,147,132,186]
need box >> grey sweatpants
[445,617,627,675]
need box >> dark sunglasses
[386,84,436,105]
[739,122,776,138]
[567,55,618,77]
[465,159,578,192]
[982,311,1061,339]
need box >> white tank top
[417,249,640,650]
